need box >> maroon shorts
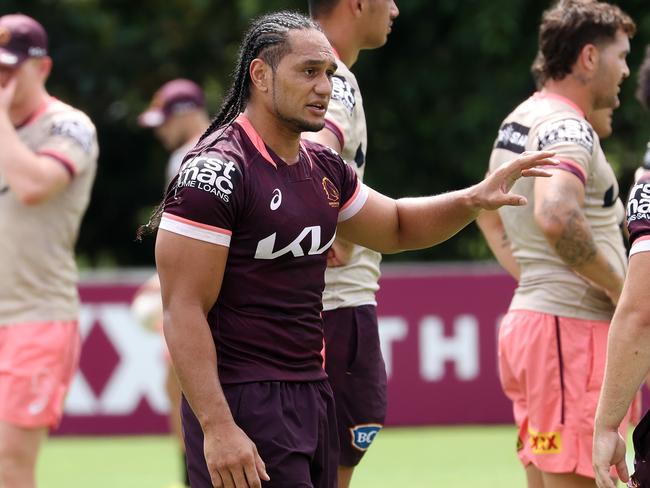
[322,305,387,467]
[182,380,338,488]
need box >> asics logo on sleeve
[270,189,282,210]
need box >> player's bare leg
[338,466,354,488]
[526,464,544,488]
[0,422,46,488]
[542,472,597,487]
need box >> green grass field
[39,425,528,487]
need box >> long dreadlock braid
[199,11,322,143]
[137,11,321,239]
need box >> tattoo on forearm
[500,231,510,249]
[553,208,597,267]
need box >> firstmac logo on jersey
[331,75,356,113]
[176,156,238,203]
[627,180,650,223]
[537,118,594,153]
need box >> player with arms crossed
[152,11,556,488]
[0,14,98,488]
[477,1,634,487]
[303,1,398,486]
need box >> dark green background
[5,0,650,266]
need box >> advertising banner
[56,266,517,435]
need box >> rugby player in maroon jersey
[151,11,556,488]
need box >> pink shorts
[498,310,630,479]
[0,321,80,429]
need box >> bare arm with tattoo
[534,170,624,303]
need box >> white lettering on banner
[377,317,408,378]
[64,304,169,415]
[418,315,479,381]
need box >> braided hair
[137,11,321,239]
[199,11,321,143]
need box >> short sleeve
[627,175,650,256]
[337,158,368,222]
[159,152,243,247]
[323,74,356,149]
[37,111,98,177]
[535,117,594,185]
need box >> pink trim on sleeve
[159,212,232,247]
[630,235,650,257]
[235,114,276,168]
[324,118,345,150]
[338,182,369,222]
[550,158,587,186]
[38,150,76,178]
[162,212,232,235]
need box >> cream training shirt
[488,92,626,321]
[0,98,98,326]
[321,57,381,311]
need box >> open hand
[474,151,558,210]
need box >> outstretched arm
[156,231,269,488]
[338,151,556,254]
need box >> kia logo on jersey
[254,226,335,260]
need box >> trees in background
[6,0,650,265]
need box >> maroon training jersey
[159,114,368,384]
[628,173,650,256]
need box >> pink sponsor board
[376,265,516,426]
[55,265,517,435]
